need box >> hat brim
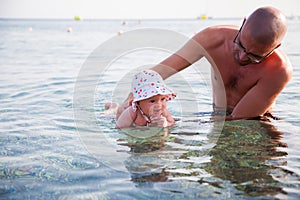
[132,86,176,112]
[133,86,175,103]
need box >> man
[118,6,292,120]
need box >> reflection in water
[118,128,172,188]
[203,120,288,197]
[118,120,290,197]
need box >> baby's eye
[149,99,156,103]
[161,97,166,101]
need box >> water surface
[0,18,300,199]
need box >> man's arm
[117,27,223,119]
[152,28,212,80]
[231,61,292,119]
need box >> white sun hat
[131,69,176,111]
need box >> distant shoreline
[0,17,243,21]
[1,15,298,21]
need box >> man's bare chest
[213,64,262,93]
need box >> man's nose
[239,50,250,61]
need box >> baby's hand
[149,115,168,128]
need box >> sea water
[0,18,300,199]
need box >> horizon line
[0,16,245,21]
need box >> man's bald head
[244,6,287,47]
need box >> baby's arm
[116,106,137,129]
[116,93,134,120]
[163,109,175,127]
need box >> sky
[0,0,299,19]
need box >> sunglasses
[233,23,276,64]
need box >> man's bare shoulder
[204,25,236,32]
[270,49,292,75]
[262,49,292,85]
[192,25,237,48]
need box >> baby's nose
[150,105,162,116]
[153,104,162,110]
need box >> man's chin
[236,58,251,66]
[238,61,251,66]
[234,53,251,66]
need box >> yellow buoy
[200,15,207,20]
[74,16,81,21]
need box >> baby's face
[138,94,167,117]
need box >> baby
[116,69,176,129]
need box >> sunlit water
[1,19,300,199]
